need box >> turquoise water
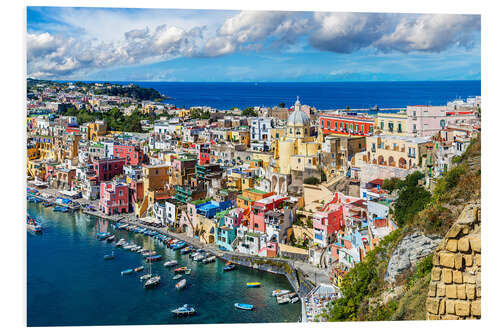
[27,202,301,326]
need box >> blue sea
[27,202,301,326]
[126,81,480,110]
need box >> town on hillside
[26,79,481,321]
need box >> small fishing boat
[193,253,206,261]
[42,201,53,207]
[290,296,300,304]
[163,260,178,267]
[203,256,216,264]
[277,295,290,304]
[172,242,186,251]
[271,289,291,297]
[115,239,126,247]
[175,279,187,290]
[53,206,69,212]
[103,251,115,260]
[106,235,116,242]
[172,274,183,280]
[246,282,261,288]
[142,250,157,257]
[223,264,236,271]
[123,244,134,250]
[144,275,161,288]
[139,274,152,281]
[121,269,133,275]
[171,304,196,316]
[174,266,187,273]
[180,247,191,255]
[234,303,254,311]
[145,254,162,262]
[134,266,144,272]
[96,232,112,240]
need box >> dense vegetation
[92,84,163,101]
[62,107,159,133]
[392,172,432,227]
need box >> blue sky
[27,7,481,81]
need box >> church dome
[287,109,310,126]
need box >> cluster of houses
[27,80,481,289]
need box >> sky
[26,7,481,82]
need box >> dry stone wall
[426,203,481,320]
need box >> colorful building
[99,182,130,215]
[319,114,374,137]
[92,157,126,182]
[113,143,145,166]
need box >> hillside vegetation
[323,135,480,321]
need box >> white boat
[202,256,216,264]
[290,296,300,304]
[140,274,152,280]
[277,295,290,304]
[175,279,187,290]
[123,245,134,250]
[193,254,205,261]
[272,289,291,297]
[144,275,161,288]
[115,239,126,247]
[164,260,178,267]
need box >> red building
[198,143,211,165]
[113,144,145,166]
[319,114,374,137]
[65,126,81,135]
[99,182,130,215]
[249,195,289,233]
[92,158,126,182]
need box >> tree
[392,171,431,227]
[242,107,258,117]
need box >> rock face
[426,203,481,320]
[385,233,442,283]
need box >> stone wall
[426,203,481,320]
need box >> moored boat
[271,289,291,297]
[106,235,116,242]
[145,254,162,262]
[53,206,69,212]
[180,247,191,255]
[115,239,126,247]
[246,282,261,288]
[103,251,115,260]
[223,264,236,271]
[171,304,196,316]
[185,269,191,275]
[121,269,133,275]
[134,266,144,272]
[202,255,216,264]
[175,278,186,290]
[163,260,178,267]
[234,303,254,311]
[172,274,183,280]
[144,275,161,288]
[96,232,112,240]
[290,296,300,304]
[174,266,187,273]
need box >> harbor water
[27,202,301,326]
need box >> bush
[392,172,431,227]
[304,177,320,185]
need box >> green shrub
[304,177,320,185]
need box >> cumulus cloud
[374,14,481,53]
[27,10,481,78]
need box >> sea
[27,202,301,326]
[116,81,480,110]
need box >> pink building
[249,195,289,233]
[313,206,343,247]
[407,105,447,137]
[92,157,126,182]
[99,182,129,215]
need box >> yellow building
[27,160,45,179]
[375,111,408,136]
[270,127,286,141]
[277,97,321,175]
[135,164,172,217]
[141,104,156,114]
[177,109,190,118]
[363,135,431,169]
[88,120,107,141]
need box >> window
[361,125,364,132]
[321,120,324,128]
[327,121,331,129]
[380,121,384,129]
[355,124,358,132]
[397,123,402,133]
